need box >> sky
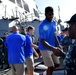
[35,0,76,22]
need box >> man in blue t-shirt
[38,6,63,75]
[6,26,26,75]
[24,25,39,75]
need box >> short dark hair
[45,6,54,14]
[27,25,35,32]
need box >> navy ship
[0,0,39,37]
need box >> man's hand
[58,45,63,50]
[52,47,65,58]
[35,52,39,58]
[0,45,3,47]
[52,47,60,56]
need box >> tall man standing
[6,26,26,75]
[38,6,63,75]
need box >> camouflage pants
[65,63,76,75]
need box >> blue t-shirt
[6,32,26,64]
[24,33,33,58]
[38,19,56,50]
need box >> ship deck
[0,57,65,75]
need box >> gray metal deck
[0,57,65,75]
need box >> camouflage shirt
[61,36,72,52]
[65,40,76,75]
[0,38,3,52]
[0,38,3,59]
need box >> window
[16,0,22,8]
[9,0,15,3]
[22,0,30,12]
[33,9,39,18]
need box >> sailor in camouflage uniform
[65,14,76,75]
[3,32,10,69]
[0,38,3,69]
[61,36,72,52]
[61,28,72,52]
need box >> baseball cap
[66,14,76,23]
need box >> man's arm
[40,39,56,50]
[54,33,63,49]
[54,33,60,46]
[33,48,39,58]
[40,38,62,56]
[30,44,38,49]
[40,38,66,58]
[30,44,39,58]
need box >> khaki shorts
[26,55,34,70]
[40,50,60,67]
[10,63,25,75]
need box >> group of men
[2,6,76,75]
[5,25,39,75]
